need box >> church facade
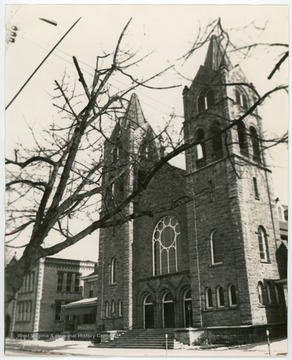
[95,35,287,340]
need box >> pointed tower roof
[203,35,232,71]
[121,93,146,129]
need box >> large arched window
[205,287,213,309]
[195,128,206,168]
[210,122,223,160]
[153,216,180,276]
[110,257,117,284]
[257,226,269,262]
[210,230,223,265]
[237,121,249,157]
[250,126,261,163]
[198,89,215,112]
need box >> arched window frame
[249,126,261,163]
[198,89,215,112]
[152,216,180,276]
[216,286,225,308]
[210,230,223,265]
[228,284,238,307]
[110,257,117,284]
[257,226,270,262]
[205,287,213,309]
[237,121,249,157]
[257,282,264,305]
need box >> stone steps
[94,328,175,349]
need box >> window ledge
[211,262,223,267]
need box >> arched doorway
[162,292,175,328]
[183,289,193,327]
[143,295,154,329]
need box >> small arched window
[210,122,223,160]
[153,216,181,276]
[235,89,248,109]
[210,230,223,265]
[198,89,215,112]
[237,121,249,157]
[257,226,269,262]
[195,128,206,168]
[118,300,123,317]
[111,300,115,315]
[110,257,117,284]
[205,288,213,309]
[105,301,109,318]
[250,126,261,163]
[216,286,225,308]
[266,282,272,305]
[257,282,264,305]
[228,284,237,306]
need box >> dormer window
[235,89,248,109]
[198,89,215,112]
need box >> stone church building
[95,35,287,342]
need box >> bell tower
[183,34,285,328]
[96,93,163,331]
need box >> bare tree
[5,18,288,305]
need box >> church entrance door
[144,295,154,329]
[162,292,175,328]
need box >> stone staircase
[93,328,175,349]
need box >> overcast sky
[3,3,289,262]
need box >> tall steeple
[120,93,147,130]
[203,34,232,71]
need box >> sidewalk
[5,337,288,357]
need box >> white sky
[2,2,289,262]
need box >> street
[4,337,288,357]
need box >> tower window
[210,230,223,265]
[216,286,225,308]
[110,257,117,284]
[253,177,260,200]
[205,288,213,309]
[257,226,270,262]
[237,121,249,157]
[195,128,206,168]
[152,216,180,276]
[198,89,215,112]
[210,122,223,160]
[111,300,115,316]
[250,126,261,163]
[228,285,237,306]
[235,89,248,109]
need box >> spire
[121,93,146,129]
[203,34,232,71]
